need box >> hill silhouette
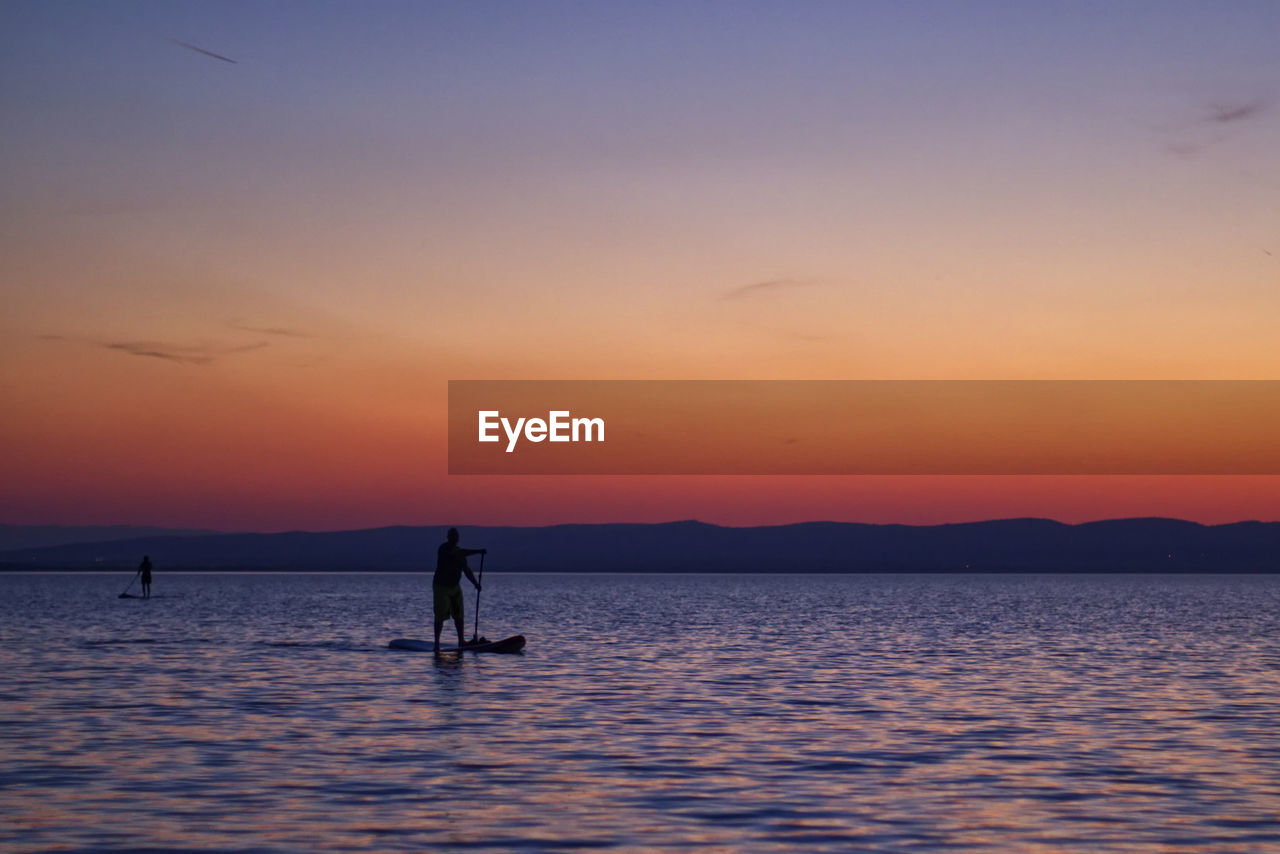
[0,524,218,552]
[0,518,1276,572]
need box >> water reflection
[1,572,1278,851]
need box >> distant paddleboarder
[434,528,485,653]
[139,555,153,599]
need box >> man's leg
[453,589,467,647]
[433,619,444,653]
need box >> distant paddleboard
[389,635,526,654]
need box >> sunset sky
[3,1,1278,530]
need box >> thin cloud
[721,279,815,301]
[40,331,272,365]
[103,340,267,366]
[1163,95,1272,156]
[169,38,237,64]
[104,342,206,365]
[227,322,313,338]
[1207,99,1269,124]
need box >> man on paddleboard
[433,528,485,653]
[139,555,153,599]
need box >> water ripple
[2,572,1279,852]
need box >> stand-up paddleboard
[389,635,526,654]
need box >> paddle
[118,569,141,599]
[471,551,485,643]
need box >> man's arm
[460,547,485,589]
[462,565,481,590]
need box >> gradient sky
[3,1,1278,530]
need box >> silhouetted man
[139,555,153,599]
[433,528,485,653]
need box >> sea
[1,572,1278,853]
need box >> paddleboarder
[139,555,153,599]
[433,528,485,653]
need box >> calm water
[2,572,1279,853]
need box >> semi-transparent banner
[448,380,1280,474]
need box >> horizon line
[4,514,1279,537]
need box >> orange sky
[3,3,1279,529]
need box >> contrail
[170,38,237,64]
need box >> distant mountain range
[0,524,219,552]
[0,519,1277,572]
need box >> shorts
[433,584,464,624]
